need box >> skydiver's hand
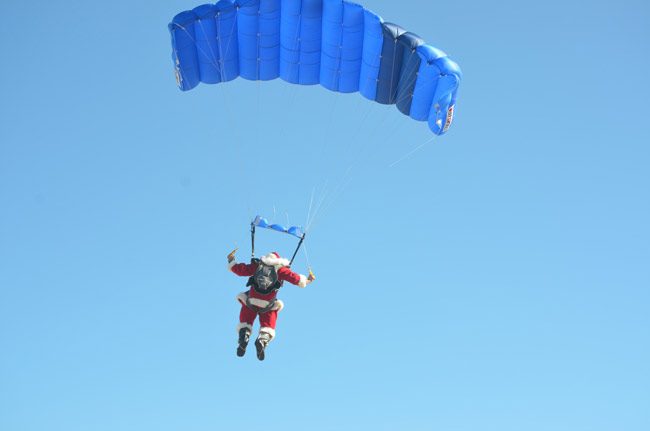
[307,269,316,283]
[227,248,238,263]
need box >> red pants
[236,291,282,340]
[239,305,278,330]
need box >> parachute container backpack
[168,0,462,135]
[248,260,281,294]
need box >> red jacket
[229,253,307,302]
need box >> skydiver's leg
[236,293,257,357]
[255,309,279,361]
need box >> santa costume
[229,252,308,360]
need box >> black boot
[255,332,272,361]
[237,328,251,357]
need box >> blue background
[1,1,648,430]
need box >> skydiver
[227,249,315,361]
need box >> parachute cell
[169,0,462,135]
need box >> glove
[307,268,316,283]
[227,248,238,263]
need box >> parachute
[169,0,462,135]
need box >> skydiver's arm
[229,261,257,277]
[278,267,312,288]
[227,250,257,276]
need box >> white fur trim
[237,292,283,311]
[260,253,290,268]
[228,260,237,271]
[259,327,276,340]
[236,322,252,333]
[298,274,308,288]
[247,297,271,309]
[236,292,248,304]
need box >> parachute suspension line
[393,56,431,107]
[380,64,441,155]
[341,98,377,166]
[368,104,394,143]
[217,79,252,218]
[306,165,355,234]
[306,101,338,235]
[306,180,331,232]
[367,103,404,158]
[389,37,399,106]
[215,8,238,83]
[388,60,437,127]
[178,20,249,191]
[215,14,249,219]
[274,12,304,145]
[317,95,340,164]
[225,10,239,74]
[216,14,225,82]
[306,90,341,232]
[306,112,397,235]
[381,62,443,158]
[312,107,384,232]
[389,135,436,168]
[306,104,378,235]
[393,74,433,107]
[174,24,228,116]
[339,88,380,171]
[356,43,423,153]
[308,44,430,232]
[302,242,312,270]
[177,18,238,82]
[319,20,346,153]
[333,12,345,91]
[176,25,213,69]
[305,187,316,231]
[381,51,431,152]
[305,186,322,232]
[256,79,261,147]
[254,8,261,146]
[310,96,429,232]
[324,106,377,208]
[319,10,343,154]
[320,175,354,228]
[255,9,261,82]
[335,103,393,183]
[305,190,322,232]
[297,12,303,85]
[185,20,247,247]
[275,84,299,144]
[196,20,220,73]
[306,163,353,234]
[381,111,408,148]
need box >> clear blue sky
[1,1,649,430]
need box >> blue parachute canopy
[168,0,461,135]
[253,215,305,238]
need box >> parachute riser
[289,234,306,267]
[251,223,256,260]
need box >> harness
[246,258,284,295]
[241,291,280,314]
